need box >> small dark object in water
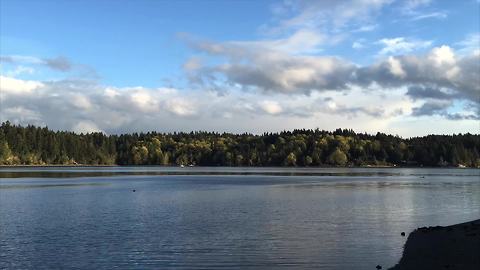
[420,176,425,178]
[376,265,382,269]
[401,232,406,236]
[132,189,136,192]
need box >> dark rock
[388,219,480,270]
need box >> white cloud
[70,93,92,110]
[72,121,104,134]
[130,89,156,110]
[428,45,456,66]
[0,75,44,95]
[260,100,283,115]
[6,66,35,77]
[187,38,355,94]
[186,36,478,117]
[353,24,378,32]
[402,0,432,13]
[0,74,432,135]
[104,87,120,98]
[0,106,43,124]
[165,98,196,116]
[377,37,432,55]
[251,29,325,54]
[387,56,406,78]
[273,0,393,32]
[256,0,392,55]
[352,39,366,49]
[410,11,447,21]
[0,72,477,136]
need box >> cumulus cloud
[1,106,43,125]
[356,46,479,106]
[0,75,44,95]
[1,73,420,134]
[260,100,283,115]
[411,100,479,120]
[406,86,456,100]
[182,36,479,122]
[187,36,478,100]
[165,98,197,116]
[186,37,356,94]
[411,100,451,116]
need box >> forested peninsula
[0,121,479,167]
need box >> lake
[1,167,479,269]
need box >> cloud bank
[185,38,479,118]
[1,42,478,136]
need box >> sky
[0,0,479,137]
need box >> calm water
[1,167,479,269]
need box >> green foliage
[284,152,297,166]
[0,141,16,165]
[304,155,313,166]
[1,122,479,167]
[327,148,348,166]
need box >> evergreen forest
[1,121,479,167]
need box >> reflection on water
[1,167,479,269]
[0,182,108,189]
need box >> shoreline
[388,219,480,270]
[0,164,477,169]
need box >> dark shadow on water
[0,171,402,179]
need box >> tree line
[0,121,479,167]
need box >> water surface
[1,167,479,269]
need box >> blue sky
[0,0,479,136]
[1,0,273,87]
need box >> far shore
[0,164,478,169]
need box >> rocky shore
[389,219,480,270]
